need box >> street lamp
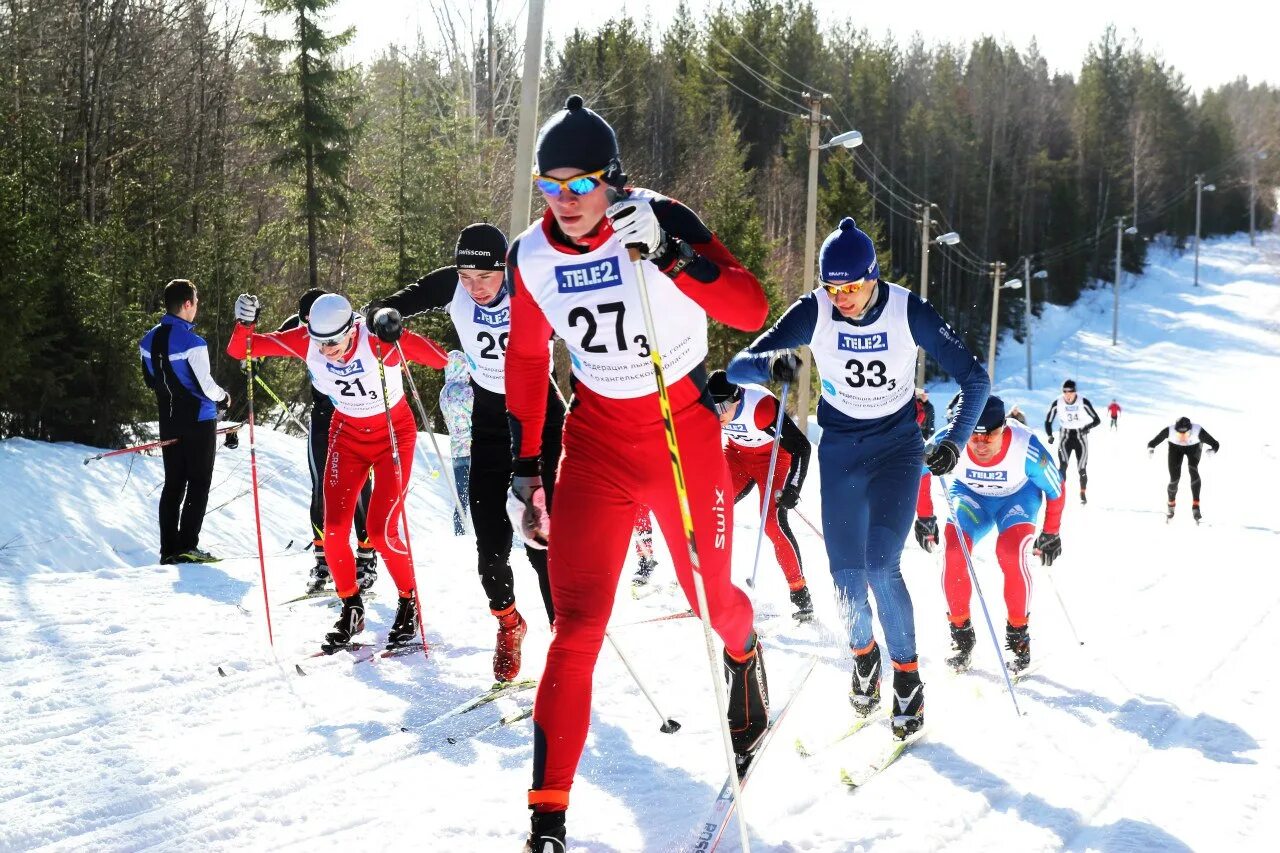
[1005,262,1048,390]
[1112,218,1139,345]
[796,110,863,435]
[914,214,962,386]
[986,262,1021,383]
[1194,175,1216,287]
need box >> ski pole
[372,327,430,657]
[605,631,681,733]
[1042,567,1085,646]
[243,328,274,648]
[746,381,790,589]
[793,508,824,541]
[621,225,752,853]
[393,340,471,537]
[940,478,1023,717]
[83,425,242,465]
[248,372,310,435]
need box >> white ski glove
[234,293,260,326]
[510,459,549,548]
[606,195,666,259]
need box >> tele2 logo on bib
[966,469,1008,482]
[723,422,747,433]
[556,258,623,293]
[837,332,889,353]
[473,304,510,328]
[325,359,365,377]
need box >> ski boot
[1005,622,1031,674]
[1166,501,1176,522]
[493,605,528,683]
[849,641,882,717]
[305,544,329,594]
[524,810,567,853]
[1079,488,1088,506]
[355,544,378,591]
[789,584,815,622]
[386,594,418,647]
[323,593,365,652]
[890,663,925,739]
[724,638,769,775]
[945,619,976,672]
[632,555,657,587]
[1192,501,1202,524]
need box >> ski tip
[295,663,307,676]
[217,666,227,677]
[660,719,682,734]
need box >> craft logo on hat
[838,332,889,353]
[555,258,622,293]
[473,304,510,328]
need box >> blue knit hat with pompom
[819,217,880,283]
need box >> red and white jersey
[722,385,777,449]
[511,188,708,399]
[810,282,916,419]
[956,419,1033,497]
[1167,423,1204,446]
[305,322,404,418]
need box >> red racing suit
[505,193,768,813]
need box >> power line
[706,36,811,111]
[686,50,806,118]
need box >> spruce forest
[2,0,1276,444]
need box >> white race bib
[956,420,1032,498]
[305,322,403,418]
[810,283,916,419]
[722,385,776,449]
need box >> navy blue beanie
[535,95,624,185]
[973,395,1007,434]
[819,217,880,283]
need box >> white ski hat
[307,293,355,341]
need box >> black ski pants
[1057,429,1090,488]
[308,403,370,545]
[469,383,563,624]
[158,419,216,559]
[1167,444,1203,503]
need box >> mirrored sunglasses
[822,278,873,296]
[533,168,608,197]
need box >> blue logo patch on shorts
[555,257,623,293]
[966,468,1007,481]
[837,332,888,353]
[473,304,510,328]
[325,358,364,377]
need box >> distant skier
[227,293,448,651]
[915,395,1064,674]
[1147,416,1220,523]
[1043,379,1100,504]
[707,370,814,620]
[728,216,990,740]
[1107,399,1121,430]
[439,350,474,536]
[915,388,935,440]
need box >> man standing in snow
[505,95,770,852]
[915,395,1064,674]
[1107,399,1121,430]
[1043,379,1101,504]
[1148,416,1220,522]
[139,279,230,565]
[727,217,989,741]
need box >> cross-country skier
[1107,399,1121,430]
[368,223,562,682]
[915,395,1064,674]
[439,350,474,536]
[226,293,447,650]
[139,278,230,564]
[707,369,814,620]
[727,217,990,740]
[276,288,376,595]
[505,95,770,852]
[1147,416,1220,522]
[1043,379,1101,504]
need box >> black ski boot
[386,594,418,647]
[305,545,329,595]
[890,663,925,739]
[725,639,769,775]
[1192,502,1202,524]
[789,584,815,622]
[1005,622,1031,674]
[355,545,378,591]
[632,555,657,587]
[323,593,365,652]
[849,641,882,717]
[1166,501,1176,522]
[945,619,976,672]
[1079,488,1087,506]
[524,810,567,853]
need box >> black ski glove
[924,440,960,476]
[768,351,802,383]
[1033,532,1062,566]
[1047,434,1055,445]
[371,307,403,344]
[913,516,939,552]
[777,484,800,509]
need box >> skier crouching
[1148,416,1220,522]
[227,293,447,650]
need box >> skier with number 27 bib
[226,293,447,652]
[505,95,770,852]
[728,217,989,741]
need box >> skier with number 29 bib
[505,95,770,852]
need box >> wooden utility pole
[986,261,1005,379]
[508,0,545,236]
[797,93,824,436]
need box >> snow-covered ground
[2,234,1278,852]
